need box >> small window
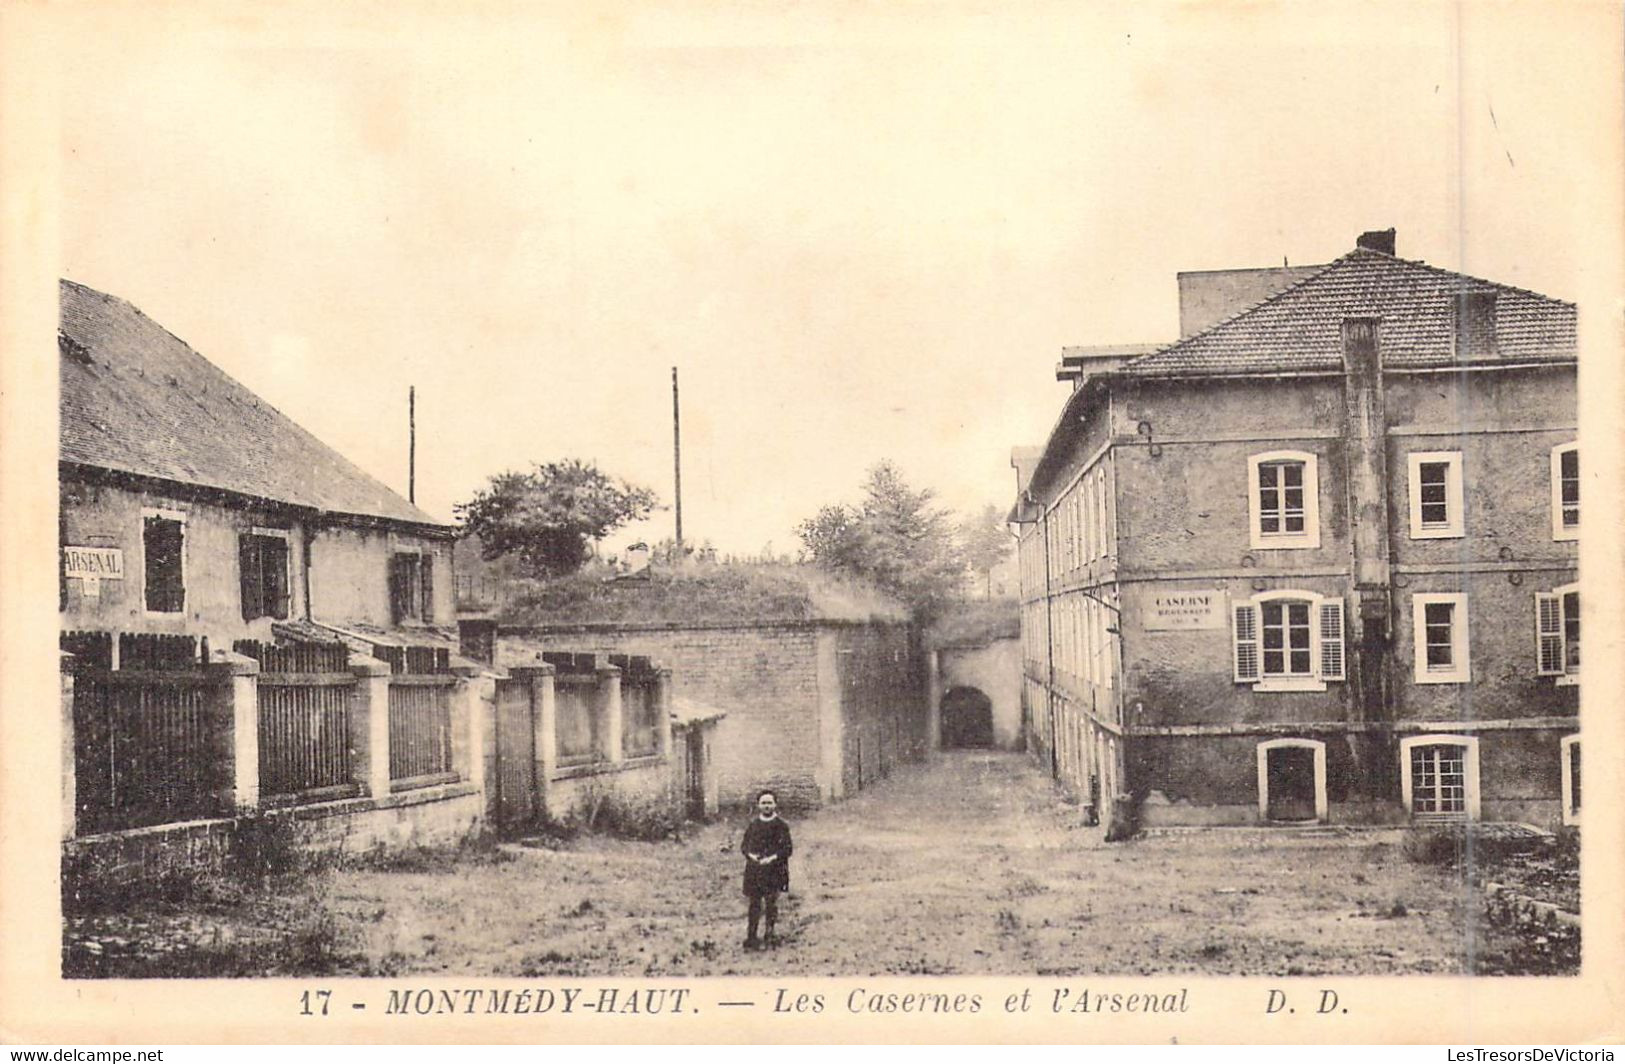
[1560,734,1580,826]
[1536,583,1579,685]
[239,531,291,621]
[1233,591,1344,691]
[1407,451,1464,539]
[1412,593,1470,684]
[1400,734,1480,822]
[1248,451,1321,550]
[389,551,436,624]
[1262,599,1314,678]
[1551,443,1578,540]
[142,510,186,614]
[1410,743,1468,818]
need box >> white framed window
[141,507,187,616]
[1233,590,1345,692]
[1536,583,1579,685]
[1550,442,1579,541]
[1247,451,1321,550]
[1411,592,1470,684]
[1407,451,1464,539]
[1559,734,1580,826]
[1256,738,1328,823]
[1399,735,1480,822]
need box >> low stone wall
[62,783,482,892]
[1139,797,1411,828]
[542,756,672,826]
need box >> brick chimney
[1356,228,1396,255]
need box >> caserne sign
[1145,590,1226,631]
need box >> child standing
[740,790,793,949]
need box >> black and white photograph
[2,0,1621,1046]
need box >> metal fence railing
[71,667,223,833]
[388,679,455,787]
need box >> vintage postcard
[1,0,1621,1046]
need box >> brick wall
[501,624,828,808]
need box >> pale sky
[54,2,1618,556]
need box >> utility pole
[672,366,683,551]
[408,385,416,504]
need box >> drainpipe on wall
[1341,317,1397,799]
[301,522,315,621]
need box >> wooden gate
[492,675,538,833]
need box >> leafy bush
[1401,826,1468,866]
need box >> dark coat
[741,815,793,896]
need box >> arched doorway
[940,686,994,748]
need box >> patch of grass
[347,832,516,874]
[499,560,908,626]
[63,894,362,979]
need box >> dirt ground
[66,750,1558,977]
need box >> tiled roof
[59,279,447,529]
[1119,249,1576,377]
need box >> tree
[796,461,965,617]
[959,504,1013,599]
[455,460,659,578]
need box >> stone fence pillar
[349,654,392,799]
[654,665,674,761]
[204,651,261,812]
[512,664,558,788]
[450,660,486,793]
[597,664,623,765]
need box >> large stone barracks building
[1012,230,1581,833]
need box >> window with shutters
[1536,583,1579,686]
[142,509,186,615]
[1407,451,1464,539]
[389,550,437,625]
[239,529,291,621]
[1247,451,1321,550]
[1411,592,1470,684]
[1233,590,1344,692]
[1559,734,1580,826]
[1551,443,1578,541]
[1399,735,1480,822]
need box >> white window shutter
[1319,598,1346,681]
[1536,592,1563,675]
[1234,603,1260,682]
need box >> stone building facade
[1013,231,1581,833]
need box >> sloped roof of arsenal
[59,279,449,533]
[1118,247,1576,377]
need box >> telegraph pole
[401,386,409,503]
[672,367,683,551]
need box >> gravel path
[319,751,1498,977]
[67,750,1537,977]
